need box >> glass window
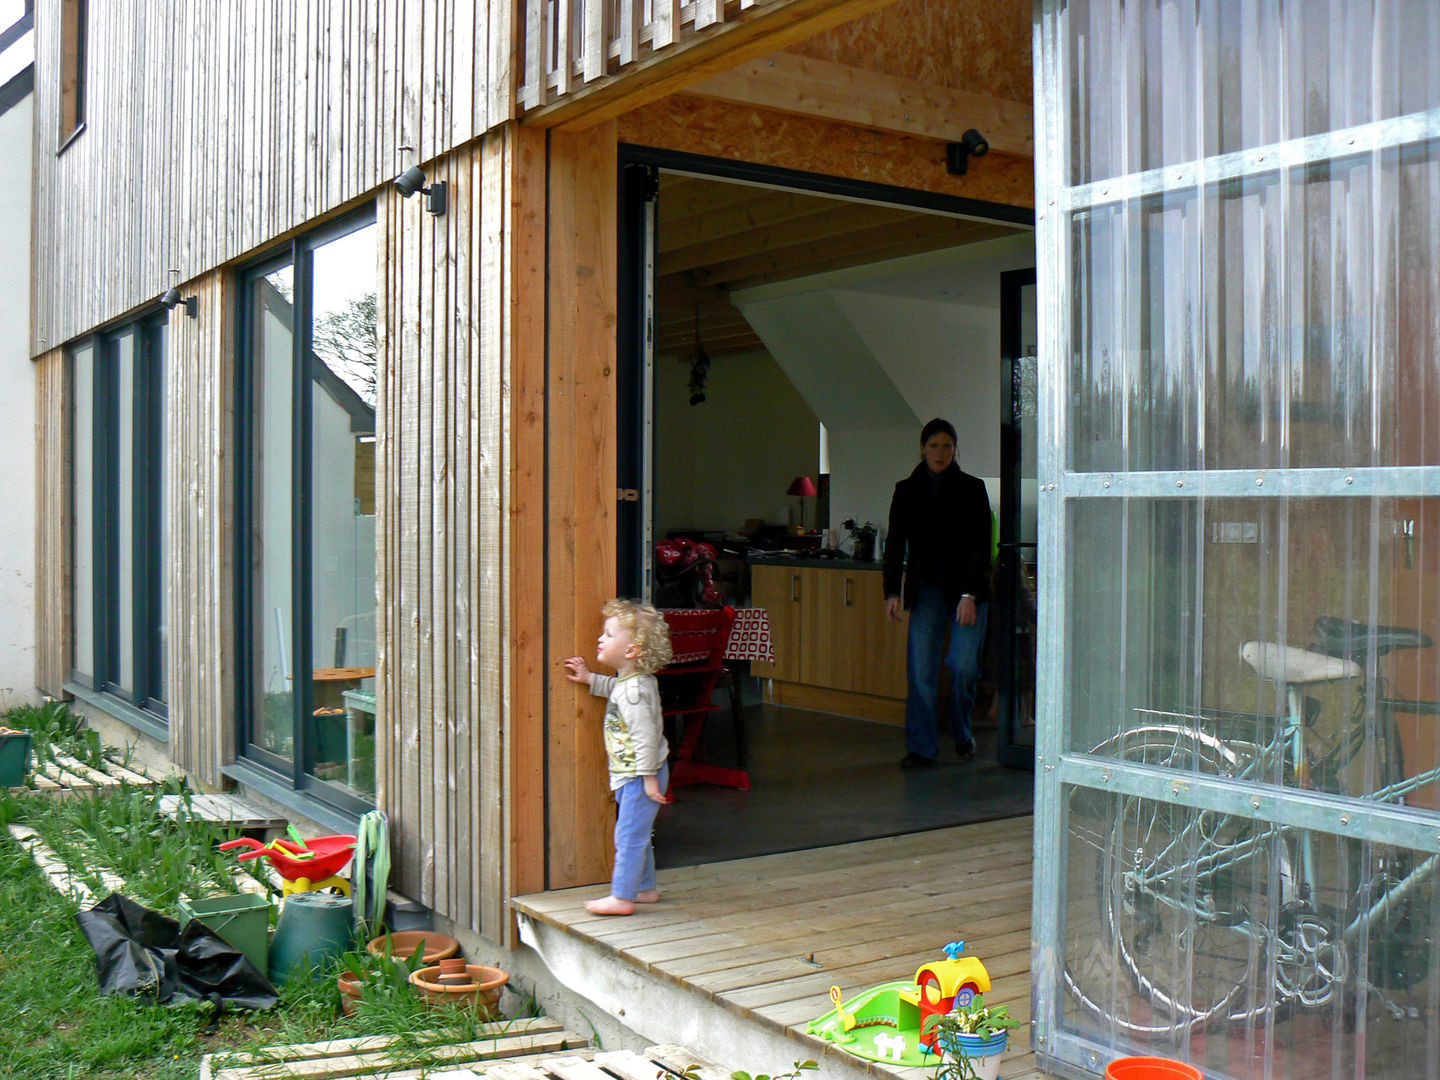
[240,213,377,808]
[68,316,169,716]
[72,341,94,681]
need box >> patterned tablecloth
[665,607,773,664]
[725,607,774,663]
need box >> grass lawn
[0,702,512,1080]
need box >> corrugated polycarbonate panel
[1034,2,1440,1078]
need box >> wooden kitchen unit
[750,560,907,725]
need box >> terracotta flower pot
[337,970,363,1016]
[409,962,509,1014]
[366,930,461,965]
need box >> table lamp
[787,475,817,532]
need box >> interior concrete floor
[654,685,1035,866]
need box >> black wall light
[395,165,447,216]
[946,129,990,175]
[159,270,197,317]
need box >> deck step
[198,1015,639,1080]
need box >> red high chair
[659,606,750,792]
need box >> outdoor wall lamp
[159,271,197,317]
[394,165,447,216]
[946,129,990,175]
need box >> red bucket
[1105,1058,1202,1080]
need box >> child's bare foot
[635,889,660,904]
[585,895,636,915]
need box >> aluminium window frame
[233,206,377,820]
[67,310,170,726]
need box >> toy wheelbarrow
[221,833,357,898]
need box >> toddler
[563,599,673,915]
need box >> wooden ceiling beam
[656,172,808,224]
[657,188,840,252]
[691,215,1011,288]
[684,51,1034,157]
[722,223,1018,291]
[658,202,918,276]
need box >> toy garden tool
[220,834,356,897]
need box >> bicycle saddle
[1240,641,1360,685]
[1312,615,1433,663]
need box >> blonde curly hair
[601,598,673,675]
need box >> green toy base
[806,979,944,1068]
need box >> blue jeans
[611,761,668,901]
[905,584,988,759]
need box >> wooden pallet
[19,747,159,796]
[158,792,290,834]
[196,1015,654,1080]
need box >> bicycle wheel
[1065,725,1293,1035]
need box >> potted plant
[336,937,426,1015]
[929,995,1020,1080]
[842,519,879,562]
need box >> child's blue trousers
[611,762,669,901]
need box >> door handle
[791,574,800,602]
[844,578,854,606]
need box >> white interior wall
[653,349,818,537]
[0,88,36,707]
[732,234,1034,549]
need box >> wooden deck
[513,817,1044,1080]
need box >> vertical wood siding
[34,349,71,698]
[31,0,517,354]
[165,271,234,787]
[378,128,536,938]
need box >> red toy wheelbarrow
[220,834,357,897]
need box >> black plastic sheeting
[75,893,278,1010]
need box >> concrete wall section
[0,87,36,708]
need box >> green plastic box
[179,893,271,978]
[0,731,33,787]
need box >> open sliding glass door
[617,162,658,599]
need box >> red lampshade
[786,475,818,498]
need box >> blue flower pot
[940,1030,1008,1080]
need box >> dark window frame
[57,0,86,150]
[68,311,169,724]
[234,207,377,819]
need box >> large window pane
[1071,143,1440,474]
[307,223,377,797]
[1064,790,1439,1076]
[253,264,295,764]
[72,342,94,681]
[1068,496,1440,803]
[1067,0,1440,186]
[114,330,135,693]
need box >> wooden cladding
[375,122,617,936]
[166,271,234,787]
[32,0,517,353]
[517,0,903,128]
[377,128,540,940]
[34,349,71,699]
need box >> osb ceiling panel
[788,0,1033,105]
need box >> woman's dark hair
[920,417,958,445]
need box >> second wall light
[395,166,448,216]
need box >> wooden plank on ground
[7,825,125,904]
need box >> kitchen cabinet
[750,562,906,719]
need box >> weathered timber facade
[30,0,1035,940]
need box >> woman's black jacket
[882,460,993,610]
